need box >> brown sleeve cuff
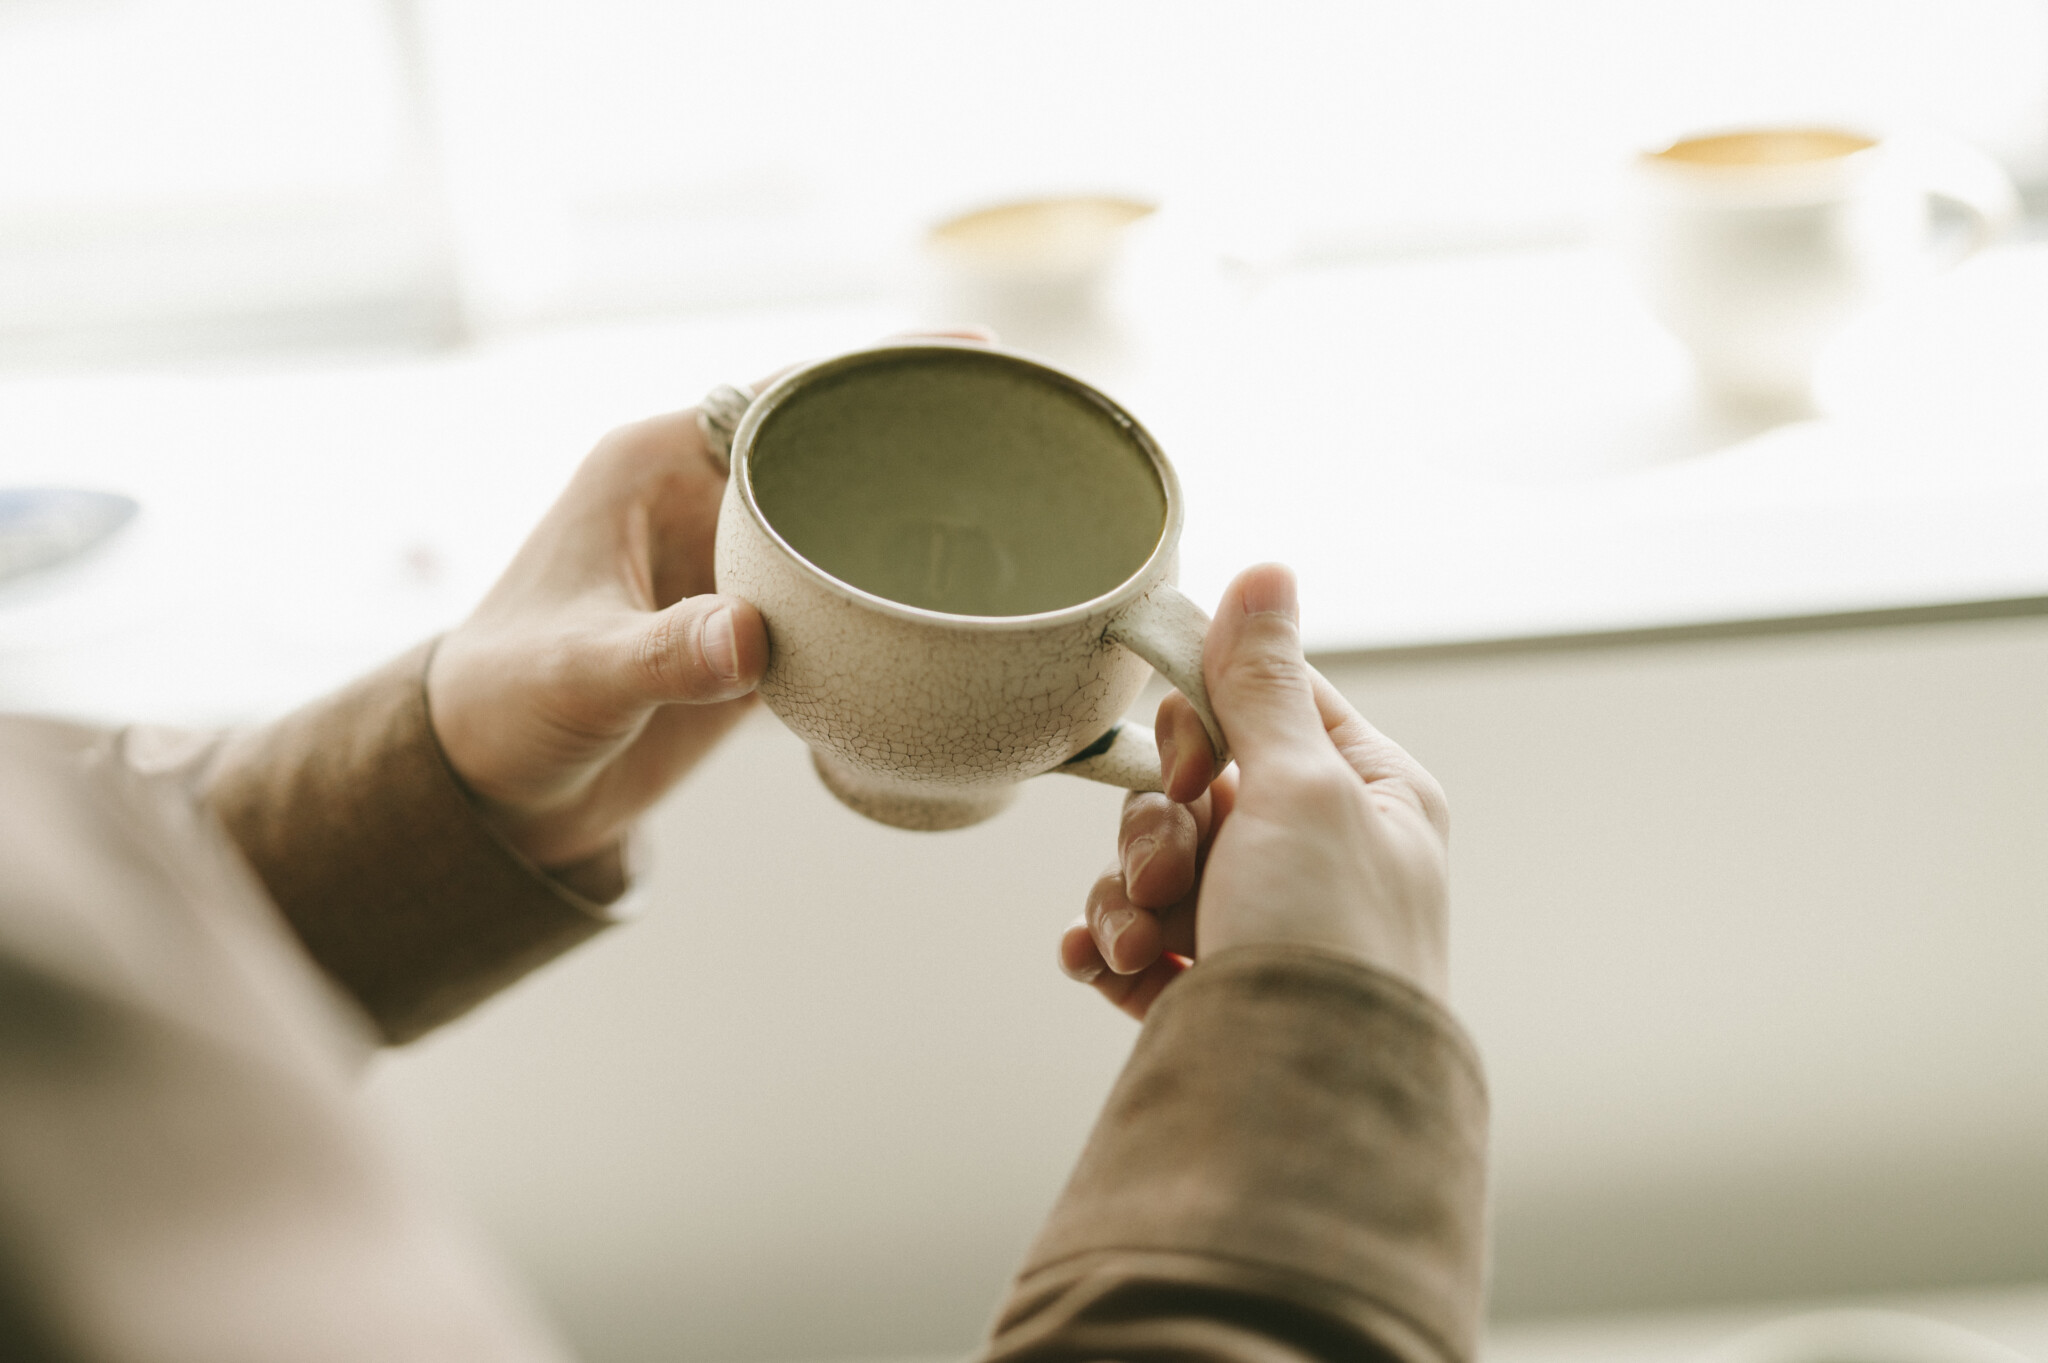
[204,641,622,1044]
[1001,945,1490,1363]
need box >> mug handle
[1897,132,2021,264]
[1058,582,1231,793]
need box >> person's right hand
[1058,563,1451,1019]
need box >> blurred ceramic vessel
[1621,126,2018,414]
[920,195,1154,367]
[0,488,137,586]
[713,341,1224,830]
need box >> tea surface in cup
[747,349,1166,617]
[1652,128,1876,168]
[927,195,1155,276]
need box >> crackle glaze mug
[711,341,1227,831]
[920,195,1155,364]
[1622,125,2019,412]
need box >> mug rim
[727,339,1183,630]
[1642,124,1882,167]
[1636,124,1886,201]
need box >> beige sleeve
[0,714,578,1363]
[204,641,625,1044]
[983,945,1490,1363]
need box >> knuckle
[1220,649,1309,692]
[1412,770,1451,833]
[592,413,694,481]
[589,421,649,471]
[1171,704,1217,762]
[1084,865,1123,922]
[523,634,624,745]
[1119,790,1177,834]
[633,608,699,697]
[533,634,589,706]
[1376,751,1451,834]
[609,412,670,450]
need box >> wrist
[1204,911,1448,1002]
[448,773,636,908]
[422,635,627,875]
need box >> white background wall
[368,609,2048,1362]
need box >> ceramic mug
[711,341,1227,830]
[1621,126,2019,412]
[920,195,1155,365]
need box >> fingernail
[1100,907,1136,962]
[1063,955,1103,984]
[1241,567,1298,622]
[1156,732,1178,793]
[701,606,740,684]
[1121,836,1158,893]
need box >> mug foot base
[811,750,1019,831]
[1694,371,1820,425]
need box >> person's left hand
[425,403,769,882]
[428,329,994,887]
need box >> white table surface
[4,239,2047,724]
[1482,1283,2048,1362]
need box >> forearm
[204,640,628,1043]
[985,945,1489,1363]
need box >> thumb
[599,594,767,708]
[1204,564,1324,763]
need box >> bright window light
[2,0,2043,350]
